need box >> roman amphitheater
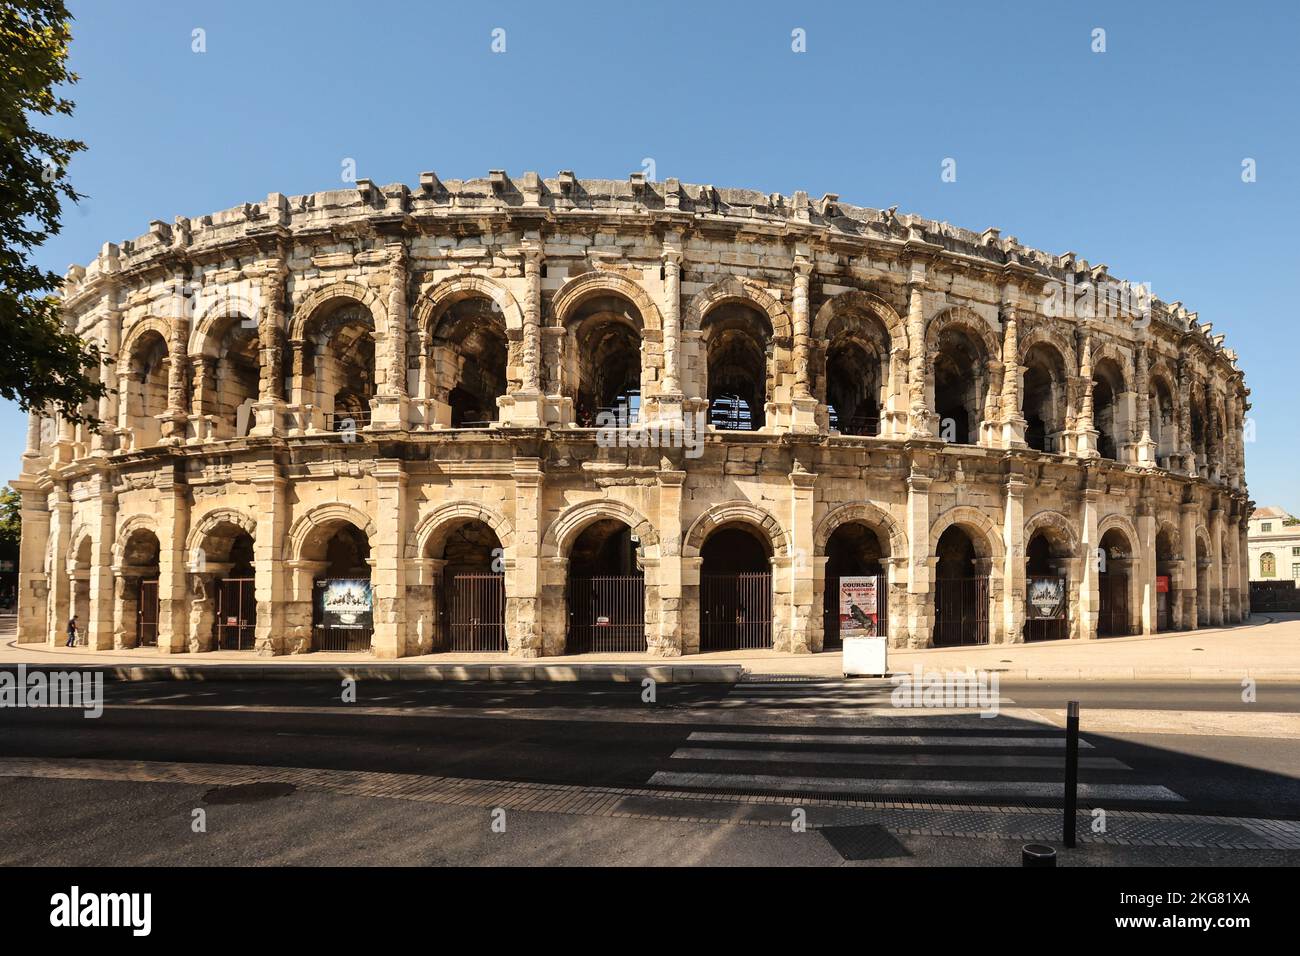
[12,170,1251,659]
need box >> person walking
[66,615,79,647]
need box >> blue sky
[14,0,1299,510]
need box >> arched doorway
[933,326,988,445]
[704,303,770,431]
[70,536,94,644]
[430,519,506,651]
[567,296,643,427]
[1155,526,1178,631]
[429,297,508,428]
[302,301,376,432]
[1097,528,1133,636]
[700,524,773,651]
[1021,343,1068,453]
[1092,357,1126,461]
[310,522,373,652]
[214,532,256,651]
[194,315,260,439]
[566,519,645,653]
[1196,534,1211,625]
[124,330,170,448]
[1024,531,1069,642]
[118,529,160,647]
[822,522,886,648]
[933,526,989,646]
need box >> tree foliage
[0,1,106,423]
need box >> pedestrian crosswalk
[705,678,1016,712]
[648,685,1188,805]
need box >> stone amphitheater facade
[12,170,1251,658]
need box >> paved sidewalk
[2,613,1296,682]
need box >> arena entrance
[933,525,989,646]
[700,524,773,651]
[566,519,645,653]
[215,531,256,651]
[1023,531,1069,642]
[435,520,506,652]
[822,521,887,648]
[118,528,161,648]
[312,523,374,652]
[1155,527,1177,631]
[1097,528,1131,637]
[136,578,160,647]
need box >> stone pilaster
[1078,487,1100,639]
[1137,500,1157,635]
[161,289,191,444]
[503,237,546,426]
[91,279,122,455]
[905,266,932,438]
[904,462,932,647]
[252,254,288,436]
[155,474,191,653]
[46,487,73,644]
[787,462,818,652]
[370,241,410,428]
[653,468,686,656]
[1075,322,1099,457]
[87,480,117,650]
[1181,500,1199,629]
[253,465,288,654]
[1002,474,1026,644]
[11,478,50,643]
[661,234,683,397]
[370,459,408,658]
[1134,341,1157,465]
[790,250,819,433]
[509,456,544,656]
[1000,302,1026,448]
[1209,506,1225,626]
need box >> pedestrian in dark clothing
[66,616,79,647]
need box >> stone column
[253,464,288,654]
[1075,323,1098,456]
[787,463,818,652]
[905,267,932,438]
[161,299,190,444]
[87,483,117,650]
[46,487,72,644]
[1002,475,1026,644]
[252,257,287,437]
[661,235,683,397]
[1209,506,1225,626]
[155,474,191,653]
[91,282,122,455]
[370,459,408,659]
[1000,303,1026,448]
[1181,501,1199,629]
[1134,342,1156,464]
[1078,488,1100,639]
[12,480,51,643]
[370,242,410,429]
[904,463,932,647]
[653,468,686,656]
[1177,360,1195,476]
[509,456,544,656]
[790,251,819,433]
[188,356,215,442]
[502,238,546,427]
[1137,501,1157,635]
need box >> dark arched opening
[933,525,989,646]
[700,524,773,650]
[566,519,645,653]
[312,523,373,652]
[433,520,506,652]
[1097,528,1133,636]
[822,522,887,648]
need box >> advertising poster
[839,576,879,638]
[315,579,374,629]
[1026,576,1067,620]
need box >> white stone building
[11,171,1253,658]
[1247,506,1300,582]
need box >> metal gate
[441,573,506,652]
[822,573,887,647]
[137,578,159,647]
[567,575,645,653]
[933,576,989,647]
[701,572,773,651]
[1024,575,1069,642]
[313,578,374,652]
[216,577,257,651]
[1098,572,1129,636]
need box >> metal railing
[701,572,773,651]
[324,409,372,433]
[933,576,990,646]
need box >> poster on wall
[839,576,879,638]
[315,579,373,629]
[1026,576,1067,620]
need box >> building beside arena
[11,171,1251,658]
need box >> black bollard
[1022,843,1056,867]
[1063,699,1080,849]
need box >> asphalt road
[0,678,1296,819]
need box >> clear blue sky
[12,0,1298,511]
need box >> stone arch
[1017,322,1077,375]
[812,289,905,347]
[542,498,661,559]
[411,500,516,560]
[117,316,173,375]
[185,508,258,556]
[1089,341,1130,390]
[684,277,792,341]
[187,291,263,357]
[814,502,906,559]
[925,305,1001,360]
[928,505,1005,561]
[288,502,378,562]
[550,270,662,332]
[1097,513,1140,554]
[1156,519,1182,557]
[1195,524,1212,556]
[413,274,524,336]
[683,501,790,559]
[112,514,160,566]
[1023,509,1080,557]
[290,280,388,342]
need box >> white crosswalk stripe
[650,719,1188,804]
[711,679,1015,711]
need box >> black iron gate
[822,573,887,648]
[441,573,507,652]
[1098,572,1129,636]
[701,572,773,651]
[1024,574,1069,642]
[567,575,645,653]
[313,578,374,652]
[137,578,159,647]
[933,576,989,647]
[216,577,257,650]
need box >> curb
[0,662,747,684]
